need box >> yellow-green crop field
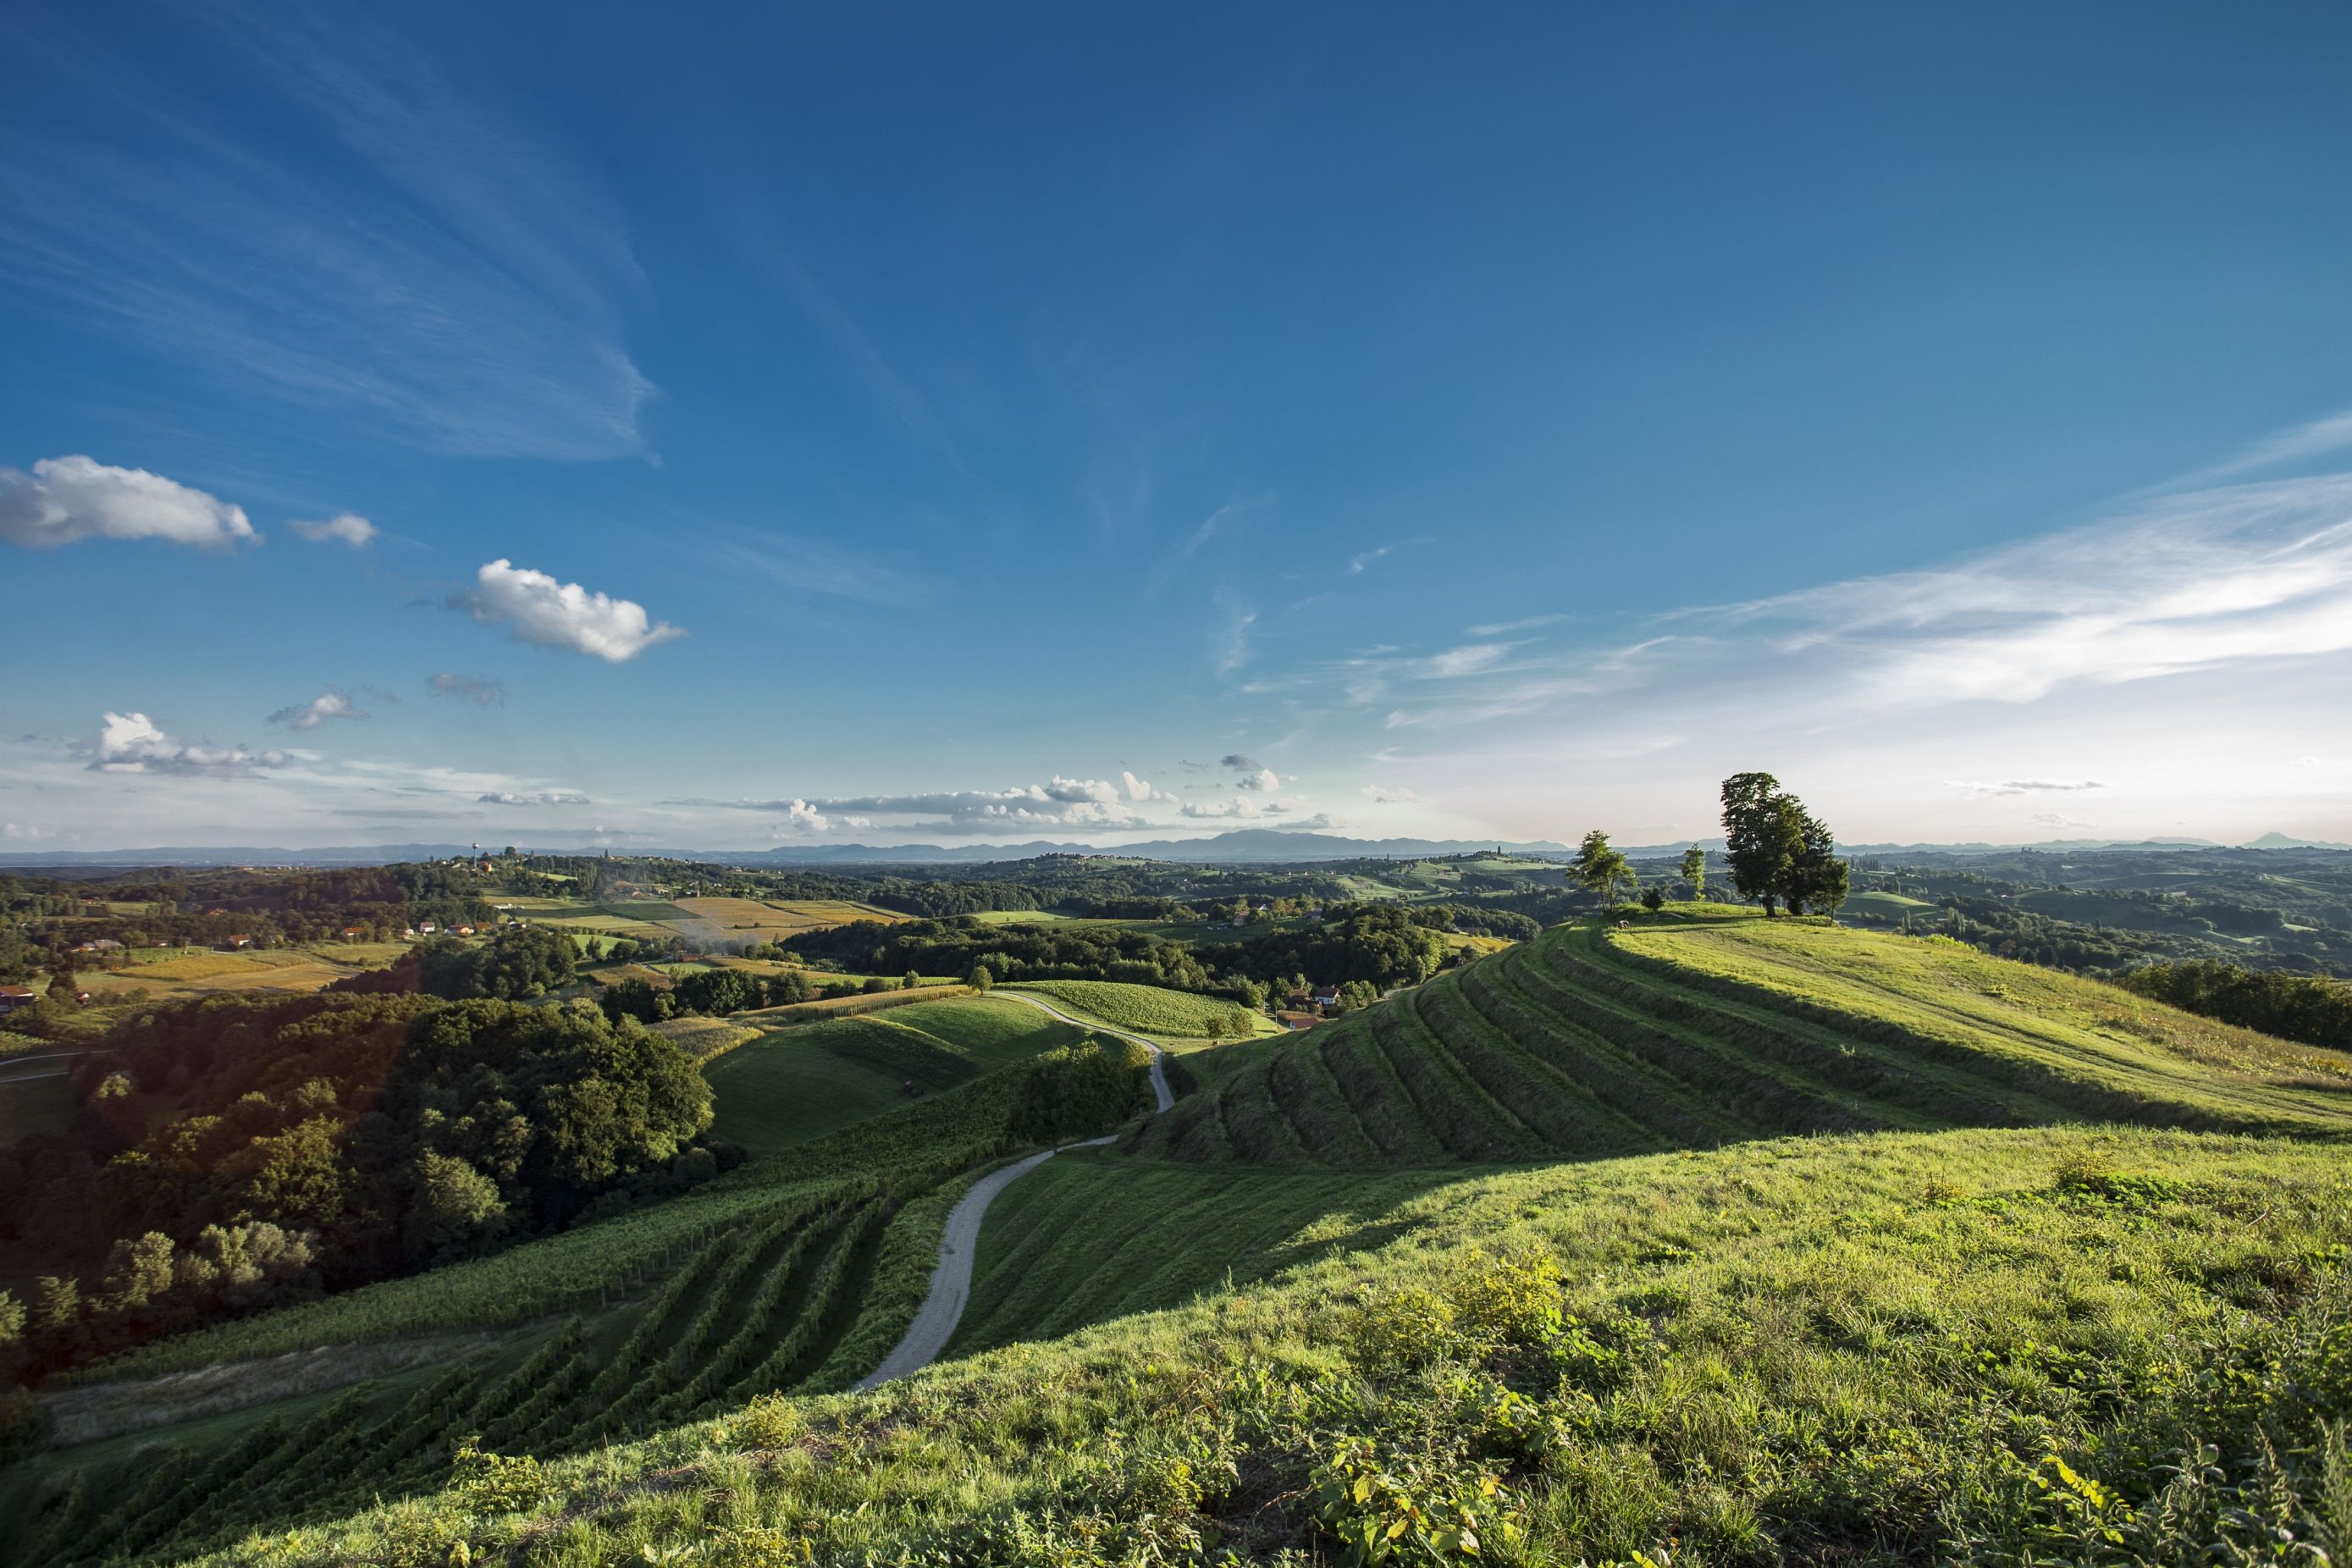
[71,942,412,1002]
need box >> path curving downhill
[854,997,1173,1389]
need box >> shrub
[1007,1037,1151,1144]
[1310,1434,1522,1564]
[728,1393,804,1449]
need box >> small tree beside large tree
[1571,829,1636,908]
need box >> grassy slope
[949,1155,1449,1356]
[1005,979,1278,1039]
[74,996,1080,1379]
[27,913,2352,1564]
[4,994,1122,1562]
[160,1128,2352,1565]
[708,996,1085,1154]
[1125,908,2352,1169]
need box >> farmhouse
[0,985,35,1015]
[1274,1009,1321,1030]
[222,934,252,950]
[1311,984,1342,1012]
[342,925,367,939]
[70,938,124,953]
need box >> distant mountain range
[0,827,2345,869]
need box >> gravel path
[853,996,1175,1389]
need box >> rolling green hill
[1004,979,1277,1039]
[9,911,2350,1565]
[1128,908,2352,1167]
[707,995,1088,1152]
[76,1128,2352,1566]
[0,994,1125,1563]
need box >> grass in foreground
[129,1127,2352,1565]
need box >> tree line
[2117,959,2350,1052]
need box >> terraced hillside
[14,1183,894,1565]
[0,994,1135,1565]
[12,915,2350,1565]
[706,994,1089,1152]
[96,1129,2352,1565]
[1128,908,2352,1165]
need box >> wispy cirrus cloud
[1211,591,1257,676]
[0,5,651,460]
[685,523,933,605]
[1305,458,2352,740]
[1149,496,1271,596]
[1466,613,1567,638]
[1706,474,2352,709]
[427,673,505,707]
[1347,536,1428,576]
[1946,779,2105,799]
[2181,406,2352,484]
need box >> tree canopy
[1570,831,1636,906]
[1720,772,1849,916]
[0,992,714,1373]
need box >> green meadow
[8,908,2349,1565]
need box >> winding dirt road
[853,993,1173,1389]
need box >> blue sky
[5,2,2351,852]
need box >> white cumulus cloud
[268,690,369,731]
[477,789,592,807]
[288,511,378,549]
[0,455,259,551]
[1121,770,1172,803]
[455,560,684,661]
[1235,766,1283,792]
[92,711,288,775]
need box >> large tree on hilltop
[1720,772,1798,914]
[1783,802,1849,916]
[1720,772,1847,916]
